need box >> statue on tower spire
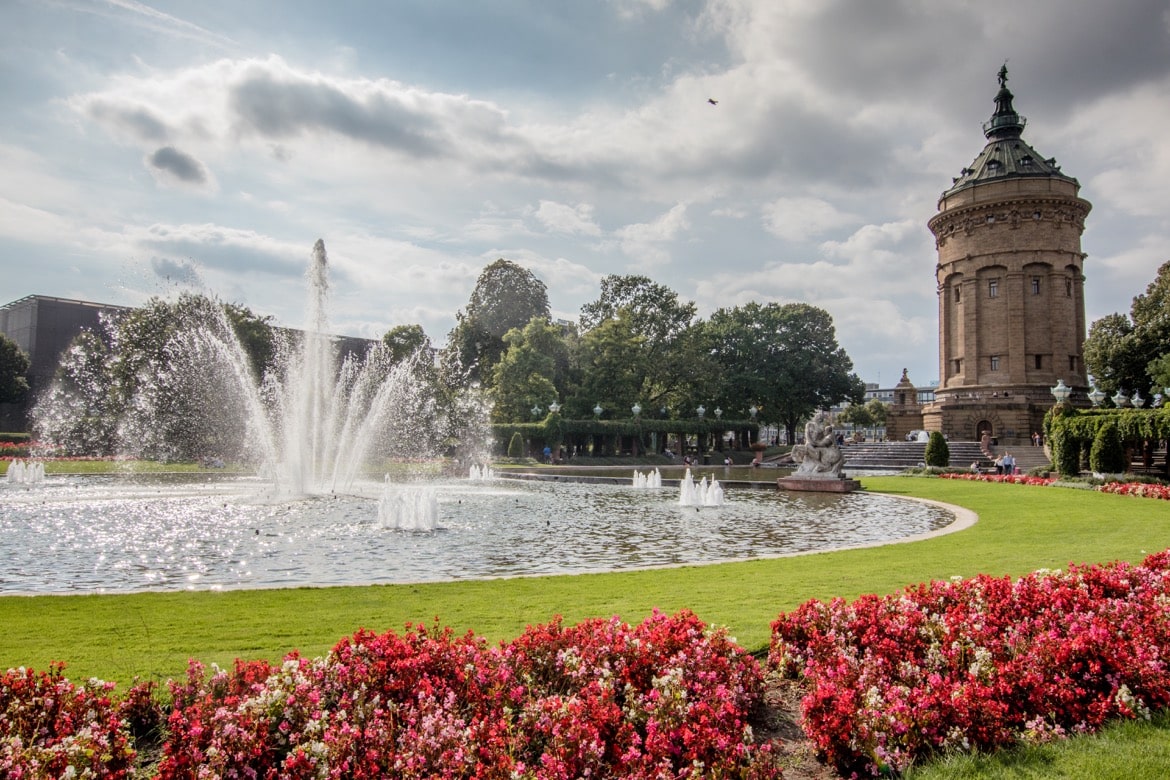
[998,62,1008,89]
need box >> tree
[490,317,565,423]
[1085,260,1170,397]
[381,324,433,366]
[924,431,950,468]
[865,398,888,430]
[837,403,872,431]
[1148,353,1170,395]
[577,275,708,416]
[223,303,275,379]
[1083,313,1144,399]
[0,334,30,404]
[703,302,864,443]
[37,293,271,460]
[580,275,696,343]
[571,312,648,419]
[33,329,116,454]
[440,259,550,388]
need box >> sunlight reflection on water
[0,474,950,594]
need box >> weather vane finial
[998,62,1009,89]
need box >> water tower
[922,66,1091,444]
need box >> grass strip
[904,710,1170,779]
[1,476,1168,688]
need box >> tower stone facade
[921,67,1091,444]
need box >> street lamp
[1112,391,1129,408]
[749,405,758,419]
[548,400,560,414]
[593,403,603,417]
[1088,387,1105,407]
[531,404,542,418]
[714,407,723,420]
[1050,379,1072,404]
[696,405,706,419]
[631,402,642,417]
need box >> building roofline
[0,294,131,313]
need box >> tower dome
[922,66,1092,444]
[942,64,1078,197]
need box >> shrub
[923,431,949,468]
[1049,426,1084,477]
[1089,420,1127,474]
[507,431,525,458]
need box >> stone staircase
[984,444,1051,474]
[841,440,1005,472]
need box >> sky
[2,0,1169,394]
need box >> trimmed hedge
[490,416,759,455]
[1046,406,1170,476]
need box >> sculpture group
[790,410,844,479]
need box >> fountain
[0,241,956,595]
[378,477,439,531]
[36,240,449,497]
[5,459,45,484]
[632,468,662,488]
[469,464,496,481]
[678,468,725,507]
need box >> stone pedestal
[777,476,861,493]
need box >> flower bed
[0,663,141,778]
[3,611,780,778]
[938,472,1057,486]
[1100,481,1170,501]
[769,551,1170,776]
[940,472,1170,500]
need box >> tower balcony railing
[982,114,1027,135]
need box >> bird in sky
[708,98,718,105]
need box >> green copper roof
[942,65,1078,197]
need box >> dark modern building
[0,295,129,430]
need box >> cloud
[0,197,76,245]
[129,223,305,278]
[534,200,602,236]
[146,145,214,190]
[614,203,690,266]
[83,100,171,143]
[13,0,1170,391]
[762,197,855,242]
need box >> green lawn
[905,711,1170,779]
